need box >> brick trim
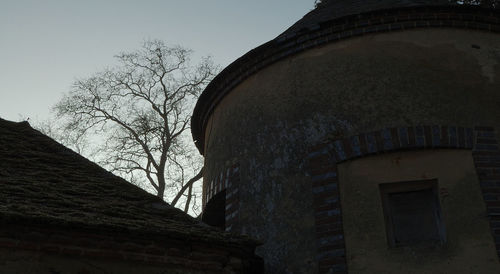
[203,163,241,232]
[472,126,500,259]
[225,164,241,232]
[306,125,500,273]
[307,144,346,274]
[192,6,500,154]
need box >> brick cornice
[306,125,500,273]
[191,5,500,155]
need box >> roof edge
[0,202,261,248]
[191,4,500,155]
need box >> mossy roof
[0,118,257,247]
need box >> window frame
[379,179,446,247]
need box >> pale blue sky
[0,1,313,122]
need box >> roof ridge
[0,117,260,247]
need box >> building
[0,118,262,273]
[192,1,500,273]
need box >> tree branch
[170,167,203,207]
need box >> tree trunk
[184,184,193,212]
[157,174,166,199]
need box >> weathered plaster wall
[203,29,500,272]
[338,149,500,273]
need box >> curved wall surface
[194,4,500,272]
[202,28,500,272]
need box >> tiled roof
[0,118,256,247]
[277,0,451,40]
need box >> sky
[0,0,314,122]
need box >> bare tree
[54,40,217,213]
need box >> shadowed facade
[192,1,500,273]
[0,118,262,273]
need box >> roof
[191,0,499,154]
[277,0,451,41]
[0,118,256,247]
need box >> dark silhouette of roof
[0,118,256,246]
[191,0,499,154]
[277,0,451,40]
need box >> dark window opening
[202,190,226,230]
[380,179,446,247]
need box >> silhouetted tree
[53,40,217,213]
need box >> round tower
[192,1,500,272]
